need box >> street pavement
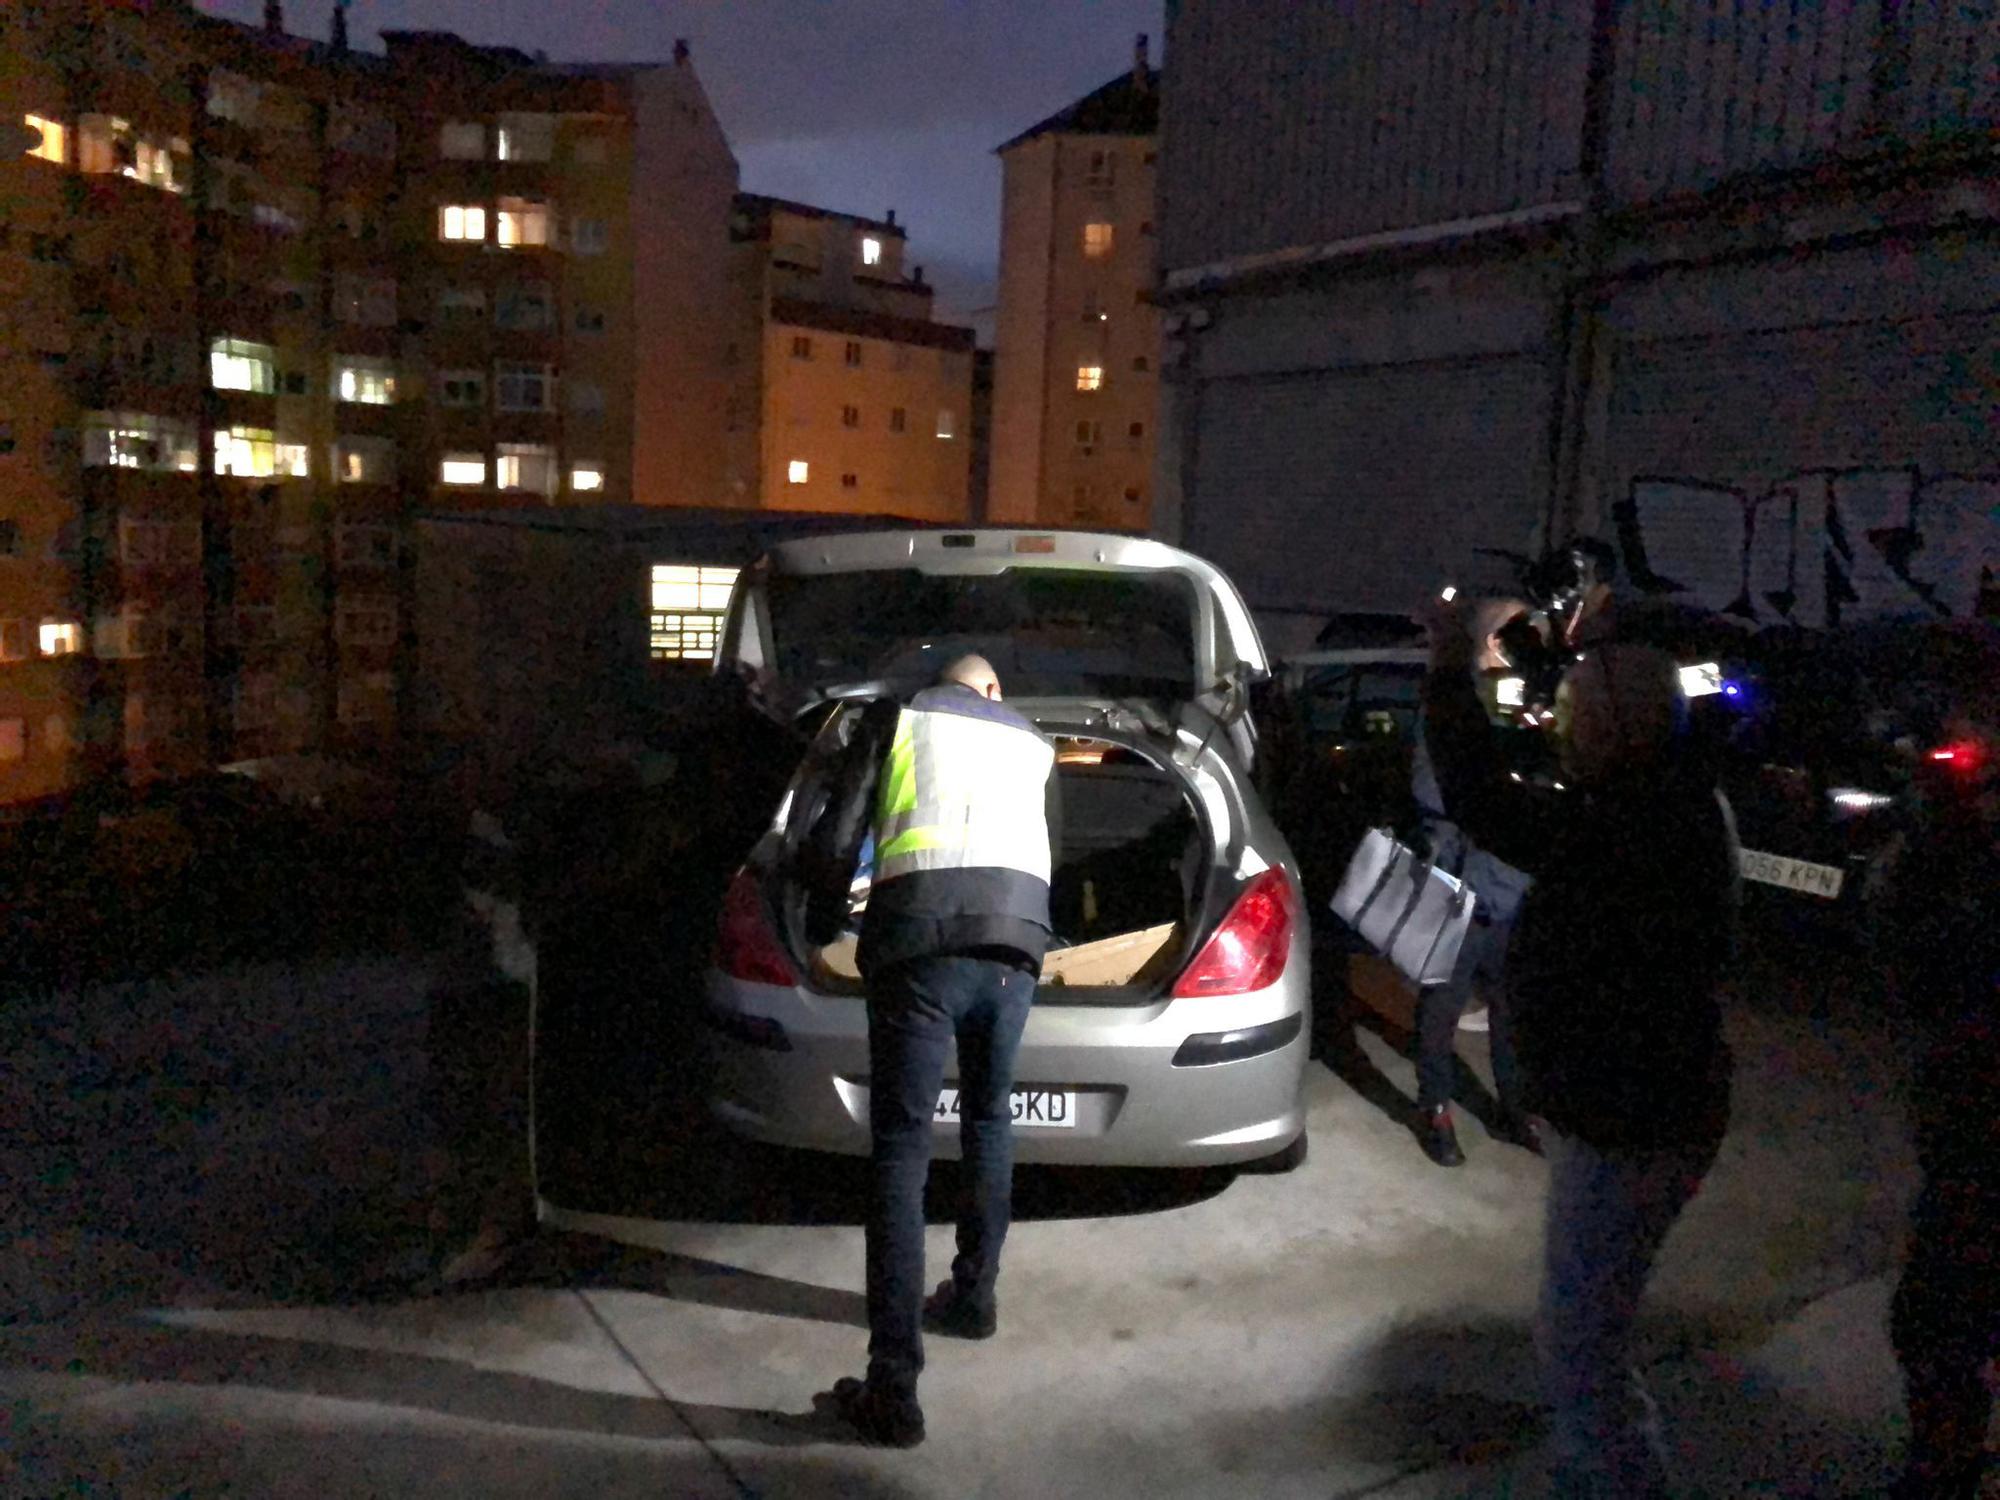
[0,942,1966,1497]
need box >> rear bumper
[703,966,1310,1168]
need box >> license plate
[934,1088,1078,1129]
[1739,848,1846,899]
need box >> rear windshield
[765,567,1198,700]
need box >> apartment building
[989,38,1160,530]
[0,1,736,807]
[727,194,974,522]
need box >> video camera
[1474,538,1619,714]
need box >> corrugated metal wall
[1187,355,1551,617]
[1161,1,2000,274]
[1159,0,1590,274]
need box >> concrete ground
[0,943,1971,1497]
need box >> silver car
[701,529,1310,1170]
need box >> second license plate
[1739,847,1847,899]
[934,1088,1078,1129]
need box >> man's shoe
[823,1376,925,1448]
[922,1279,997,1340]
[1487,1109,1545,1156]
[1419,1105,1466,1167]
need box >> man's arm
[797,697,899,946]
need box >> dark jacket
[1422,660,1737,1151]
[799,686,1053,978]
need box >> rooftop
[734,193,906,239]
[997,65,1160,153]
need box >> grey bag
[1329,827,1476,987]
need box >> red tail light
[1927,741,1985,773]
[1173,868,1297,998]
[715,867,799,987]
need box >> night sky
[196,0,1165,339]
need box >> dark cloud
[199,0,1163,328]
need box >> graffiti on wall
[1614,468,2000,627]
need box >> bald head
[1556,644,1685,781]
[941,654,1002,701]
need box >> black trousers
[1892,1176,2000,1499]
[1415,913,1522,1113]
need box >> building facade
[989,39,1160,530]
[0,0,737,806]
[1157,1,2000,650]
[726,194,974,521]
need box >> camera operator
[1417,593,1739,1499]
[1408,598,1540,1167]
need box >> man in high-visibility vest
[805,654,1054,1448]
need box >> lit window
[861,235,882,267]
[440,453,487,487]
[571,464,605,492]
[649,612,724,661]
[213,426,278,477]
[277,443,309,477]
[1076,365,1104,392]
[496,443,557,495]
[333,356,396,405]
[571,218,609,255]
[495,362,554,412]
[1082,222,1114,258]
[494,115,553,163]
[334,437,395,484]
[439,121,484,160]
[496,197,551,248]
[439,203,487,242]
[39,620,83,657]
[130,136,187,193]
[438,370,486,408]
[787,460,809,484]
[210,337,276,394]
[936,410,957,439]
[83,412,197,471]
[651,564,738,612]
[24,114,66,165]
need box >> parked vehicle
[683,529,1311,1171]
[1719,620,2000,941]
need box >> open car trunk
[797,732,1206,997]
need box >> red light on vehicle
[1172,868,1297,997]
[1927,742,1984,772]
[715,867,799,986]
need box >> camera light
[1496,676,1526,708]
[1679,662,1724,698]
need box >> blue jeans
[1538,1129,1717,1498]
[865,954,1034,1396]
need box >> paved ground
[0,940,1965,1497]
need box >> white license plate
[934,1088,1078,1129]
[1739,848,1847,899]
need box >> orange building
[0,1,737,807]
[727,195,974,521]
[990,38,1161,529]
